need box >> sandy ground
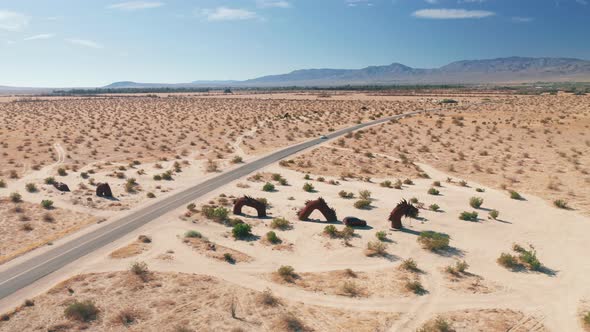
[1,93,589,331]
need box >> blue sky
[0,0,588,87]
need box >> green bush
[270,217,291,230]
[475,187,485,192]
[459,211,478,221]
[302,182,314,192]
[358,190,371,200]
[380,180,392,188]
[41,200,54,209]
[202,206,229,222]
[375,231,387,241]
[184,230,202,238]
[161,171,173,180]
[277,265,296,281]
[10,192,22,203]
[25,183,37,193]
[231,156,243,164]
[509,190,523,200]
[405,280,425,294]
[469,197,483,208]
[44,177,56,185]
[403,178,414,185]
[323,225,338,237]
[489,209,499,220]
[262,182,275,192]
[146,192,156,198]
[57,168,67,176]
[418,231,450,251]
[497,253,519,269]
[583,312,590,327]
[266,231,281,244]
[232,223,252,239]
[153,174,162,181]
[64,300,99,322]
[429,204,440,212]
[427,188,440,195]
[400,258,419,272]
[366,241,387,256]
[553,199,569,209]
[354,199,371,209]
[338,190,354,199]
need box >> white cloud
[66,38,103,49]
[24,33,55,41]
[197,7,260,21]
[425,0,439,4]
[0,10,30,31]
[413,8,495,19]
[107,1,164,11]
[346,0,373,6]
[257,0,291,8]
[512,16,533,23]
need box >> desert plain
[0,90,589,332]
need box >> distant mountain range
[2,57,590,93]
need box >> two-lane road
[0,109,430,301]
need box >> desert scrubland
[1,92,589,332]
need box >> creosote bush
[184,230,202,238]
[553,199,569,209]
[338,190,354,199]
[354,199,371,209]
[270,217,291,230]
[418,231,450,251]
[427,188,440,195]
[509,190,523,200]
[400,258,419,272]
[375,231,387,241]
[41,199,54,209]
[489,209,499,220]
[64,300,99,322]
[277,265,296,281]
[266,231,281,244]
[469,197,483,209]
[429,204,440,212]
[405,280,425,294]
[459,211,478,221]
[302,182,314,192]
[262,182,275,192]
[232,223,252,239]
[366,241,387,256]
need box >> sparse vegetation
[270,217,291,230]
[232,223,252,239]
[277,265,296,281]
[418,231,450,251]
[509,190,523,200]
[64,300,99,322]
[375,231,387,241]
[469,197,483,209]
[302,182,314,192]
[266,231,281,244]
[354,199,371,209]
[489,209,499,220]
[428,187,440,195]
[459,211,478,221]
[262,182,275,192]
[554,199,569,209]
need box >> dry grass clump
[365,240,388,257]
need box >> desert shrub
[278,177,289,186]
[341,281,360,297]
[446,260,469,275]
[184,230,202,238]
[57,168,67,176]
[64,300,99,322]
[43,213,54,222]
[266,231,281,244]
[231,156,243,164]
[417,317,453,332]
[410,197,419,204]
[338,190,354,199]
[489,209,499,220]
[469,197,483,208]
[116,308,139,326]
[497,253,519,269]
[583,311,590,328]
[317,177,325,182]
[25,183,37,193]
[405,280,425,294]
[270,217,291,230]
[161,171,173,180]
[302,182,314,192]
[358,190,371,200]
[147,192,155,198]
[518,246,542,271]
[10,192,22,203]
[232,223,252,239]
[403,178,413,185]
[258,288,279,306]
[202,206,229,222]
[303,174,311,180]
[553,199,569,209]
[380,180,392,188]
[275,313,307,332]
[475,187,485,192]
[41,200,54,209]
[153,174,162,181]
[418,231,450,251]
[223,253,234,263]
[400,258,419,272]
[323,225,338,237]
[0,179,5,188]
[427,188,440,195]
[186,203,196,211]
[262,182,275,192]
[366,241,387,256]
[130,261,149,280]
[429,204,440,212]
[375,231,387,241]
[354,199,371,209]
[341,226,354,240]
[509,190,523,200]
[277,265,296,281]
[459,211,478,221]
[44,177,56,185]
[458,180,468,187]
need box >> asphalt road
[0,109,428,300]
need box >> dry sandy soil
[1,92,589,331]
[284,94,590,214]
